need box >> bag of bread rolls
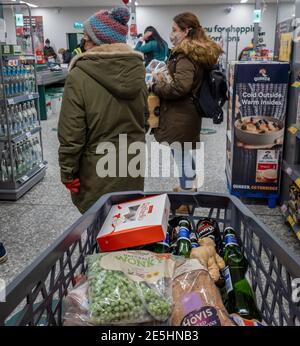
[171,259,235,327]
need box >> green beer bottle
[223,227,262,321]
[190,231,199,249]
[151,232,170,254]
[176,219,192,258]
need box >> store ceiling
[20,0,294,8]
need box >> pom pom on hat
[84,6,130,45]
[110,6,130,26]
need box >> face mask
[170,31,186,46]
[45,44,50,48]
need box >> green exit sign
[15,14,24,27]
[253,9,262,24]
[74,22,84,30]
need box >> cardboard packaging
[97,194,170,252]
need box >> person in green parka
[58,6,148,214]
[135,26,169,66]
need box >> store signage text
[204,25,265,42]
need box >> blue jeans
[171,149,196,190]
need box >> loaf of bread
[171,260,235,327]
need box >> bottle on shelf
[30,101,38,126]
[16,143,26,177]
[0,150,9,182]
[176,218,192,258]
[34,138,42,163]
[222,227,262,321]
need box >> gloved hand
[64,178,80,193]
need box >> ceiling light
[19,1,39,8]
[240,0,249,3]
[135,1,139,5]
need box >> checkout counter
[36,66,68,120]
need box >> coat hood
[69,44,145,100]
[172,39,223,66]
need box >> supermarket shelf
[0,126,41,143]
[281,203,300,241]
[0,93,39,106]
[1,54,36,60]
[289,125,300,140]
[282,160,300,189]
[0,161,47,200]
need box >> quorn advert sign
[226,62,289,196]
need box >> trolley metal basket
[0,192,300,326]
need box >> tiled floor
[0,114,299,285]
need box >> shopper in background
[72,38,86,57]
[58,48,72,64]
[135,26,169,66]
[152,12,223,195]
[58,6,148,214]
[43,39,57,60]
[238,39,255,61]
[0,242,7,264]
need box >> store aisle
[0,114,299,285]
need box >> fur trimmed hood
[172,39,223,66]
[69,43,144,71]
[69,43,146,100]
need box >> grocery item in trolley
[190,237,225,283]
[87,251,175,325]
[196,218,224,256]
[230,314,265,327]
[171,258,235,326]
[96,194,170,252]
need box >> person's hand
[143,31,153,41]
[64,178,80,193]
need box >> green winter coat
[58,44,148,214]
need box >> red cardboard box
[96,194,170,252]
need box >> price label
[39,163,45,169]
[22,175,29,182]
[28,95,34,100]
[7,99,14,105]
[292,81,300,88]
[26,132,31,138]
[287,215,295,227]
[289,127,298,135]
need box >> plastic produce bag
[145,59,172,87]
[63,275,94,326]
[171,258,235,327]
[87,251,175,325]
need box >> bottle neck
[224,233,239,248]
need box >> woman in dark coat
[152,12,223,192]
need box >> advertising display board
[226,62,289,197]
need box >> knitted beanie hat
[84,7,130,45]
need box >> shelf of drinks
[281,203,300,241]
[0,126,41,143]
[289,125,300,140]
[0,93,39,107]
[282,160,300,189]
[1,54,36,61]
[0,162,47,200]
[0,161,47,189]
